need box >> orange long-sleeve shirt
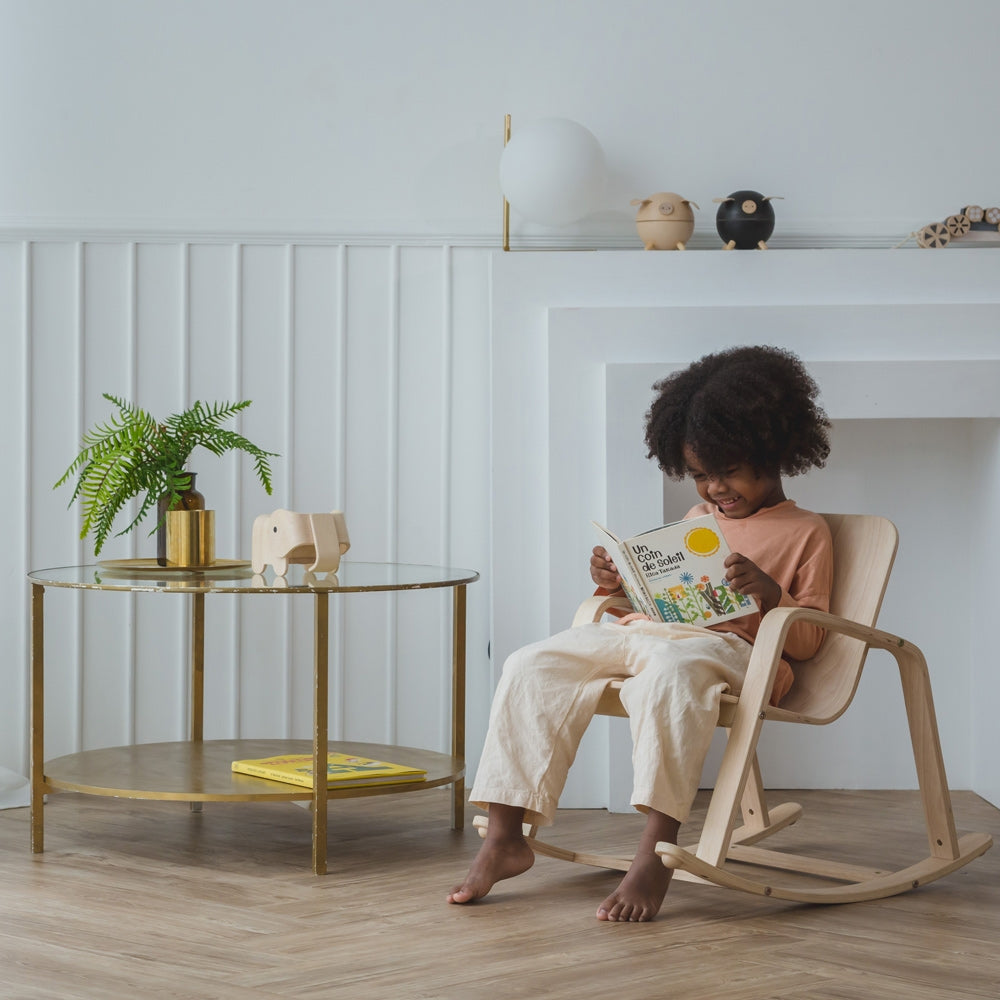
[690,500,833,658]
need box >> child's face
[683,446,785,519]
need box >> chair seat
[596,681,740,726]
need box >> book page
[592,521,659,619]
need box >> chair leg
[738,754,770,833]
[895,638,961,859]
[692,650,777,868]
[730,752,803,848]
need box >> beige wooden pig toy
[631,192,699,250]
[252,509,350,577]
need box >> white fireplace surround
[490,249,1000,811]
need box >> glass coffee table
[28,561,478,874]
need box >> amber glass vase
[156,472,205,566]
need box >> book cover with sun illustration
[592,513,757,626]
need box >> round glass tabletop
[27,561,479,594]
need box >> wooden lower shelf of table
[43,739,464,803]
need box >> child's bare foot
[596,850,673,922]
[597,808,680,922]
[447,836,535,904]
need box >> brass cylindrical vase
[157,472,205,566]
[166,509,216,568]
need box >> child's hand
[590,546,622,592]
[724,552,782,613]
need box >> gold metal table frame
[28,562,478,874]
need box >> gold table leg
[190,593,205,742]
[451,584,467,830]
[189,593,205,812]
[30,583,45,853]
[312,591,330,875]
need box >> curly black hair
[644,345,831,480]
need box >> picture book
[231,751,427,789]
[592,512,757,626]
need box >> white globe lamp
[499,117,606,233]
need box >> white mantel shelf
[491,246,1000,311]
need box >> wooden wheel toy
[944,214,971,238]
[916,222,950,248]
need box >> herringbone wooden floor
[1,788,997,999]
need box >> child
[448,345,834,922]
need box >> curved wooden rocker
[478,514,992,903]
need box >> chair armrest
[572,593,633,628]
[740,605,923,725]
[754,605,906,650]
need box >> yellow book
[231,751,426,789]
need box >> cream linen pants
[471,620,752,827]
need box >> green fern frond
[55,394,278,556]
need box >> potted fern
[55,393,278,558]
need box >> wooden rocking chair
[477,513,993,902]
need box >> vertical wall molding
[282,243,295,737]
[18,242,32,779]
[126,241,139,745]
[438,244,455,749]
[283,243,296,504]
[72,241,85,752]
[330,244,348,740]
[178,241,192,740]
[230,242,244,738]
[180,242,191,399]
[385,244,401,742]
[438,244,453,569]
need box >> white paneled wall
[0,237,492,788]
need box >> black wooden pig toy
[713,190,782,249]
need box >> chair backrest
[774,513,898,724]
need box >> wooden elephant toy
[251,509,350,577]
